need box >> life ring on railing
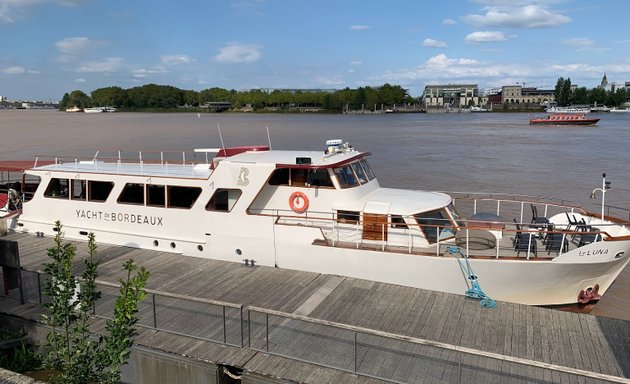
[289,191,309,214]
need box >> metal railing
[5,268,627,384]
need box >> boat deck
[1,231,630,383]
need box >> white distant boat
[84,107,104,114]
[65,106,82,113]
[546,106,590,114]
[590,105,611,113]
[2,139,630,307]
[609,107,630,113]
[102,106,117,113]
[469,106,491,113]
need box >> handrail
[247,306,630,384]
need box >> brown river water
[2,109,630,319]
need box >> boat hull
[16,215,630,306]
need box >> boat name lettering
[578,249,608,256]
[75,210,163,226]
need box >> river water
[2,109,630,319]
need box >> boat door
[362,213,388,241]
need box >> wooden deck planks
[2,231,630,384]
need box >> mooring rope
[446,246,497,308]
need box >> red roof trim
[0,160,54,172]
[275,152,371,169]
[216,146,270,158]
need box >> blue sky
[1,0,629,100]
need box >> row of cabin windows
[267,159,376,189]
[43,178,242,212]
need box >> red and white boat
[2,140,629,306]
[530,113,600,125]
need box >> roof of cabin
[32,161,213,179]
[332,188,451,215]
[225,149,367,167]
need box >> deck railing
[4,268,627,384]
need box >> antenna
[266,126,272,150]
[217,123,226,154]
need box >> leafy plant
[0,341,43,373]
[41,221,149,384]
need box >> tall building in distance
[422,84,479,108]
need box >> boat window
[146,184,166,207]
[445,203,464,228]
[337,210,360,224]
[351,162,368,184]
[44,178,69,199]
[167,186,202,209]
[88,181,114,202]
[390,215,408,229]
[290,169,308,187]
[21,175,41,203]
[414,209,455,244]
[118,183,145,205]
[359,159,376,181]
[333,165,359,188]
[206,188,242,212]
[71,179,86,201]
[307,169,334,188]
[268,168,290,185]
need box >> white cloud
[349,61,362,66]
[76,57,124,73]
[1,66,39,75]
[442,18,456,25]
[2,66,26,74]
[465,31,508,43]
[349,25,370,30]
[214,44,262,63]
[161,55,195,65]
[422,38,447,48]
[376,53,530,83]
[317,76,344,86]
[463,4,571,28]
[55,37,108,63]
[132,67,168,78]
[0,0,41,24]
[75,78,86,82]
[563,37,594,50]
[55,37,98,55]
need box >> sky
[1,0,629,100]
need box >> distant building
[423,84,479,107]
[501,85,554,105]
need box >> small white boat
[3,140,630,307]
[84,107,104,113]
[469,106,491,113]
[546,106,591,114]
[609,107,630,113]
[65,106,82,113]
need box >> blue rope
[446,246,497,308]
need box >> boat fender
[578,284,601,304]
[289,191,309,214]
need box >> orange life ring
[289,191,309,213]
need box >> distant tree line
[59,83,415,112]
[554,77,628,107]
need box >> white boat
[609,107,630,113]
[546,106,591,114]
[469,106,491,112]
[65,106,82,113]
[2,140,630,306]
[83,107,104,113]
